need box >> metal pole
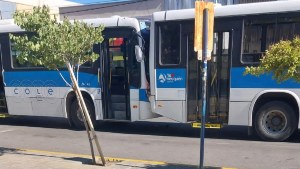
[200,8,209,169]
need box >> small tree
[11,6,106,165]
[245,37,300,82]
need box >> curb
[18,148,167,165]
[15,148,237,169]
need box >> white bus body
[148,1,300,141]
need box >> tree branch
[55,68,72,87]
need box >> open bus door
[99,28,142,121]
[153,20,232,124]
[0,34,7,113]
[100,37,130,120]
[188,20,233,124]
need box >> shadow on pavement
[115,163,197,169]
[0,147,98,166]
[95,120,262,141]
[1,116,300,142]
[114,163,223,169]
[0,147,220,169]
[0,147,18,156]
[64,157,94,165]
[0,116,70,129]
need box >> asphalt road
[0,116,300,169]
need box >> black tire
[70,98,96,130]
[255,101,297,141]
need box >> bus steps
[0,113,12,118]
[191,122,222,129]
[111,95,126,103]
[0,98,6,107]
[111,95,127,120]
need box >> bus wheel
[70,98,96,130]
[255,101,297,141]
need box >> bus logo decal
[159,74,166,83]
[156,69,186,88]
[158,73,183,84]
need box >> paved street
[0,116,300,169]
[0,147,208,169]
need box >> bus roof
[79,16,141,32]
[0,16,140,33]
[153,0,300,22]
[0,19,22,33]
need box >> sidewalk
[0,147,235,169]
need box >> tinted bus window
[10,41,44,68]
[242,21,263,64]
[242,16,300,64]
[159,23,181,65]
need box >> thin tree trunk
[66,61,106,166]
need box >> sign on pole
[194,1,214,61]
[194,1,215,169]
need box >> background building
[60,0,163,19]
[0,0,80,20]
[60,0,279,20]
[0,0,281,20]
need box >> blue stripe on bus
[231,67,300,88]
[4,71,99,88]
[139,89,149,102]
[156,68,186,88]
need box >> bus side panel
[3,70,100,118]
[228,101,251,126]
[138,89,157,120]
[155,100,186,122]
[155,68,187,122]
[155,68,186,100]
[139,101,154,120]
[230,67,300,127]
[6,96,33,116]
[85,88,102,120]
[93,99,103,120]
[130,89,140,121]
[3,84,66,117]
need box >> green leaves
[13,6,53,32]
[10,5,104,70]
[244,37,300,83]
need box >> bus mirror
[135,45,144,62]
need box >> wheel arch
[248,90,300,129]
[64,89,95,120]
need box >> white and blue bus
[1,1,300,141]
[0,16,155,128]
[148,0,300,141]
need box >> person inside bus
[162,45,179,64]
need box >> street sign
[194,1,215,169]
[194,1,214,61]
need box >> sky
[70,0,130,5]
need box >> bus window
[159,23,181,65]
[242,21,263,64]
[266,16,300,47]
[242,16,300,64]
[10,41,44,68]
[9,33,44,68]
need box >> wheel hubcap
[76,109,84,122]
[263,110,287,134]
